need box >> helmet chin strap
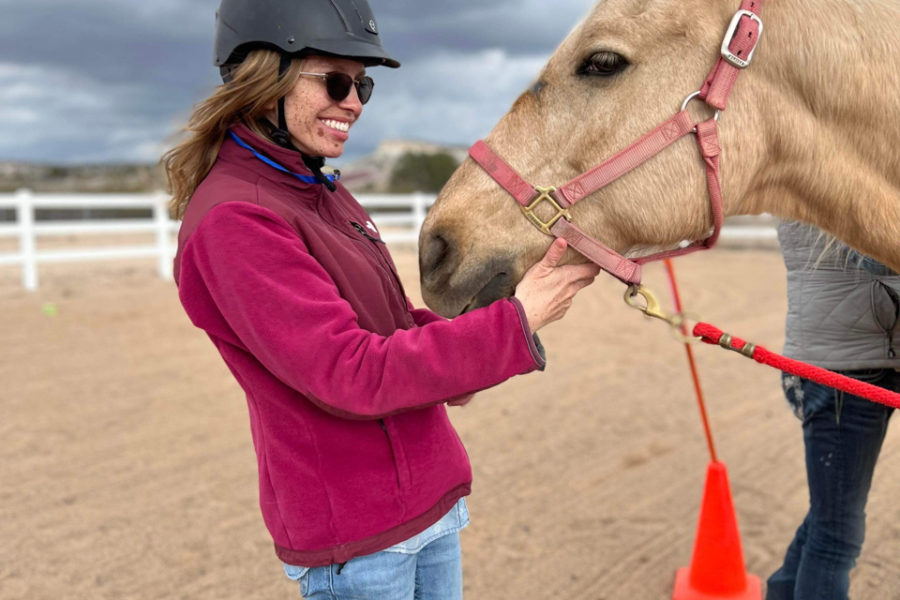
[267,54,296,150]
[265,53,337,191]
[270,97,294,149]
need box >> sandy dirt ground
[2,243,900,600]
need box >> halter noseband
[469,1,763,286]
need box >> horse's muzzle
[419,230,516,316]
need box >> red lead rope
[693,321,900,409]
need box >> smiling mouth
[321,119,350,133]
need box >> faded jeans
[283,498,468,600]
[766,370,898,600]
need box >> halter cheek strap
[468,0,760,286]
[469,141,645,284]
[469,110,723,285]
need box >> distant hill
[338,139,468,193]
[0,162,165,194]
[0,139,467,195]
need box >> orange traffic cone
[672,461,761,600]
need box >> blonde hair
[162,50,303,218]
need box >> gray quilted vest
[778,221,900,370]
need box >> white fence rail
[0,190,434,291]
[0,190,776,291]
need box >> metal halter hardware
[721,10,764,68]
[521,186,571,235]
[624,284,699,343]
[681,91,720,124]
[468,1,763,287]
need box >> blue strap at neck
[227,130,338,185]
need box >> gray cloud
[379,0,590,58]
[343,48,548,164]
[0,0,594,164]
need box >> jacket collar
[221,122,325,191]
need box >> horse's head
[420,0,752,316]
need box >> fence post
[16,188,37,291]
[153,192,173,280]
[412,191,427,236]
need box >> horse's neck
[734,0,900,270]
[763,0,900,114]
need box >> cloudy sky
[0,0,595,166]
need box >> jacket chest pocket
[343,221,414,326]
[311,206,416,329]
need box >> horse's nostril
[420,233,454,279]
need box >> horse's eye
[578,51,628,77]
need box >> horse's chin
[422,266,517,318]
[457,271,516,315]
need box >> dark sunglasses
[297,71,375,104]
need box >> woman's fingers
[513,243,601,332]
[539,238,568,269]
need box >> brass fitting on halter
[624,284,699,343]
[520,186,572,236]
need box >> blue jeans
[766,370,898,600]
[284,499,468,599]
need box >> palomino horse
[418,0,900,317]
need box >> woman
[164,1,600,598]
[766,221,900,600]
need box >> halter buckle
[720,10,763,69]
[521,186,572,236]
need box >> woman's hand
[513,238,601,332]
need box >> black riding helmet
[214,0,400,187]
[214,0,400,75]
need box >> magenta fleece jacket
[173,124,545,566]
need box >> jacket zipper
[380,419,410,490]
[351,221,385,244]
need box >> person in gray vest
[766,221,900,600]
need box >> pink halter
[468,0,763,285]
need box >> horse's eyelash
[577,51,629,77]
